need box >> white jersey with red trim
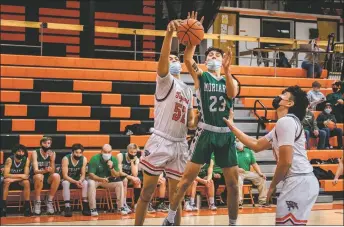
[154,73,193,139]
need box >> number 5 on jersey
[172,103,186,123]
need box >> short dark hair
[170,51,179,58]
[72,143,84,152]
[204,47,224,58]
[283,85,309,121]
[312,81,321,88]
[11,144,28,157]
[40,136,52,145]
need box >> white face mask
[324,108,331,114]
[206,59,222,71]
[169,62,181,75]
[102,153,111,161]
[236,142,244,150]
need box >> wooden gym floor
[1,202,343,226]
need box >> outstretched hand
[222,46,233,70]
[223,109,235,129]
[187,11,204,24]
[167,19,182,32]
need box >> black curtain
[164,0,223,32]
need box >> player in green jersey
[32,137,61,215]
[1,144,31,217]
[163,11,239,226]
[61,143,90,217]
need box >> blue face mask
[169,62,181,75]
[324,108,331,114]
[206,59,222,71]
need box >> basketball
[177,18,204,46]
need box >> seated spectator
[307,81,326,111]
[184,163,217,211]
[183,181,198,211]
[301,39,324,78]
[1,144,31,217]
[333,158,343,185]
[32,137,61,215]
[117,143,142,213]
[302,107,327,149]
[236,139,268,208]
[88,144,127,216]
[209,153,226,205]
[276,52,291,68]
[316,103,343,149]
[326,81,344,123]
[154,173,168,212]
[61,143,90,217]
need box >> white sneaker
[183,201,193,211]
[118,207,128,215]
[90,209,98,216]
[34,201,41,215]
[209,203,217,211]
[124,204,132,214]
[46,200,55,214]
[191,203,199,211]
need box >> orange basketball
[327,121,336,131]
[177,19,204,46]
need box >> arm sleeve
[112,157,120,172]
[88,156,96,175]
[275,117,297,148]
[155,73,174,99]
[312,113,319,130]
[264,130,274,143]
[249,149,256,164]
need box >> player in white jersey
[223,85,319,225]
[134,19,196,226]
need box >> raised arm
[222,47,238,99]
[157,20,181,77]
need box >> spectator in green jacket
[302,107,327,149]
[326,81,343,123]
[236,139,268,208]
[316,103,343,149]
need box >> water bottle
[196,193,201,210]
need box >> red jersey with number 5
[154,73,193,138]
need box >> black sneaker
[156,202,168,212]
[239,203,243,209]
[82,202,91,216]
[64,206,73,217]
[147,202,156,213]
[162,218,175,226]
[259,202,271,208]
[23,206,32,217]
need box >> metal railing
[253,100,271,139]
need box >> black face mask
[15,154,24,160]
[41,146,50,152]
[136,152,141,159]
[73,155,82,161]
[332,88,338,93]
[272,96,283,110]
[128,153,136,160]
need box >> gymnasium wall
[0,0,156,61]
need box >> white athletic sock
[166,207,177,223]
[190,198,195,205]
[209,197,215,205]
[229,219,237,225]
[48,195,54,201]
